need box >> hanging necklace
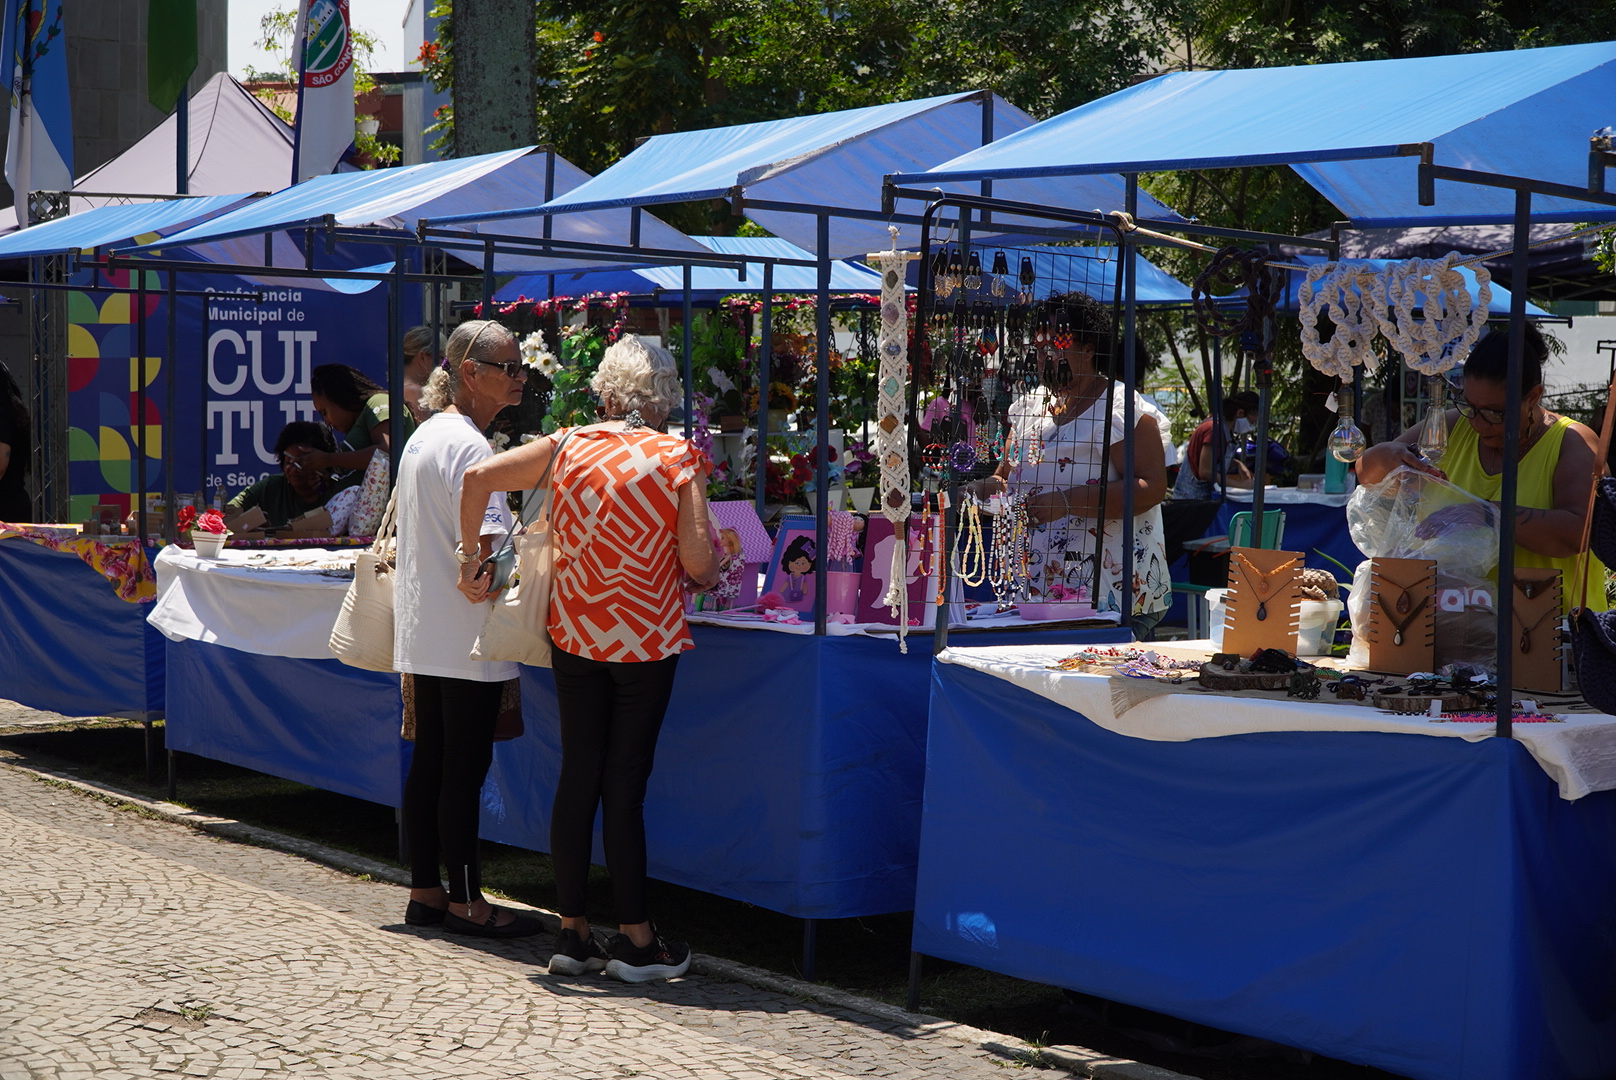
[1512,605,1560,654]
[953,502,987,586]
[1373,591,1430,646]
[1231,551,1302,621]
[1373,566,1433,615]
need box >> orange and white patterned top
[547,425,711,663]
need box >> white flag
[291,0,355,184]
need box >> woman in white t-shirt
[974,294,1170,639]
[392,320,541,939]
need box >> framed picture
[761,514,820,616]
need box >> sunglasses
[1453,398,1508,425]
[472,357,528,379]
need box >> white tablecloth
[938,643,1616,801]
[148,547,354,660]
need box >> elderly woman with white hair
[395,319,543,940]
[459,335,720,982]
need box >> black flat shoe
[405,899,448,926]
[441,906,544,939]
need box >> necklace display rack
[916,241,1116,615]
[1363,557,1437,675]
[1222,546,1307,656]
[1510,568,1564,693]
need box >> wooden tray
[1198,662,1313,691]
[1372,690,1477,716]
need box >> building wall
[401,0,449,163]
[0,0,228,207]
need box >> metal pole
[163,272,177,541]
[200,302,210,501]
[1121,176,1138,629]
[136,271,149,544]
[1497,191,1531,740]
[814,213,831,636]
[681,264,694,439]
[175,85,189,195]
[391,253,406,484]
[755,263,773,519]
[1210,334,1225,495]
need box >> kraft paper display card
[1510,568,1563,693]
[1363,557,1437,675]
[1222,546,1306,657]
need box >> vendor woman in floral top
[973,292,1171,639]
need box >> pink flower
[196,509,228,534]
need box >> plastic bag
[1344,466,1499,670]
[1346,466,1499,579]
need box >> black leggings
[550,648,681,925]
[403,674,503,904]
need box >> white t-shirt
[1006,387,1169,616]
[393,412,516,682]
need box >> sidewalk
[0,739,1186,1080]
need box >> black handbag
[1588,476,1616,568]
[1572,607,1616,715]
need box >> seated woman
[973,293,1171,639]
[226,421,340,528]
[296,364,418,483]
[1357,323,1607,613]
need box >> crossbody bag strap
[1575,371,1616,612]
[373,487,399,556]
[518,428,572,531]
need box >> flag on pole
[147,0,198,112]
[291,0,355,184]
[3,0,73,227]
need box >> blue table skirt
[163,638,410,807]
[0,539,164,717]
[485,622,1128,920]
[913,662,1616,1080]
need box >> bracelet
[454,544,477,564]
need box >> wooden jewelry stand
[1222,546,1307,656]
[1363,557,1436,675]
[1511,568,1564,693]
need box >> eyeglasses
[472,357,528,379]
[1453,398,1508,425]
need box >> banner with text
[66,258,417,522]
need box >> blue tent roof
[891,42,1616,227]
[0,194,252,259]
[524,92,1182,258]
[496,235,884,302]
[1006,247,1193,306]
[132,148,710,274]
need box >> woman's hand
[1358,440,1444,486]
[1414,500,1496,539]
[967,474,1007,502]
[456,556,493,604]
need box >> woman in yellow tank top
[1358,324,1607,614]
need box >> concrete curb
[6,757,1202,1080]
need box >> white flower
[488,431,512,453]
[707,365,736,394]
[521,330,561,376]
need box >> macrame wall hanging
[869,226,919,652]
[1299,252,1491,465]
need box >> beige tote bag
[471,433,570,668]
[329,490,399,672]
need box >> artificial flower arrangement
[178,505,230,555]
[842,440,876,485]
[520,330,560,376]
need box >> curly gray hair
[590,336,683,424]
[420,319,515,413]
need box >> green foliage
[541,326,608,432]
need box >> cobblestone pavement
[0,753,1127,1080]
[0,700,96,731]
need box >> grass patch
[0,719,1406,1080]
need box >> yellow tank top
[1444,414,1608,613]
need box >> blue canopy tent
[0,194,253,260]
[495,234,888,303]
[895,42,1616,227]
[420,91,1192,635]
[882,40,1616,1080]
[1262,255,1553,317]
[888,40,1616,676]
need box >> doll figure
[781,536,816,603]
